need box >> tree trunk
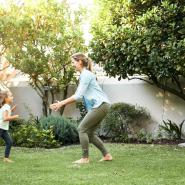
[59,85,68,115]
[42,89,49,116]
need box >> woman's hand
[50,101,64,111]
[50,96,76,111]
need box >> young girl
[50,53,113,164]
[0,91,19,163]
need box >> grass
[0,143,185,185]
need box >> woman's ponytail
[86,57,92,72]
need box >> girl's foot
[99,154,113,162]
[3,158,14,163]
[72,158,89,164]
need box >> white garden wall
[9,77,185,132]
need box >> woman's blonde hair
[71,53,92,71]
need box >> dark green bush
[0,119,26,146]
[10,118,27,128]
[39,115,79,145]
[0,138,3,146]
[136,129,153,144]
[11,119,59,148]
[159,119,185,140]
[100,102,151,142]
[76,101,87,122]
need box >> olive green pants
[77,102,110,158]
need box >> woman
[50,53,113,164]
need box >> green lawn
[0,144,185,185]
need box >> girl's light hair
[0,91,8,108]
[71,52,93,71]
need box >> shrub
[159,119,185,140]
[11,120,59,148]
[0,119,24,146]
[76,101,87,122]
[10,118,29,130]
[39,115,79,145]
[100,102,151,142]
[136,129,153,144]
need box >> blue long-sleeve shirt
[73,69,110,111]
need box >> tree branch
[172,75,184,93]
[150,75,185,101]
[128,76,154,85]
[31,78,44,98]
[129,74,185,101]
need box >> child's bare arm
[11,105,17,112]
[3,111,19,121]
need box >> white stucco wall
[8,76,185,132]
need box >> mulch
[103,138,185,145]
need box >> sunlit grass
[0,144,185,185]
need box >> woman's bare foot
[99,154,113,162]
[3,158,14,163]
[72,158,89,164]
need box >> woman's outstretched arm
[50,95,76,111]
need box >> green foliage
[39,115,79,145]
[136,129,153,143]
[1,116,79,148]
[76,101,87,122]
[100,102,151,142]
[159,119,185,140]
[0,0,86,116]
[11,119,59,148]
[9,118,27,130]
[90,0,185,101]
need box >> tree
[0,0,86,116]
[90,0,185,101]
